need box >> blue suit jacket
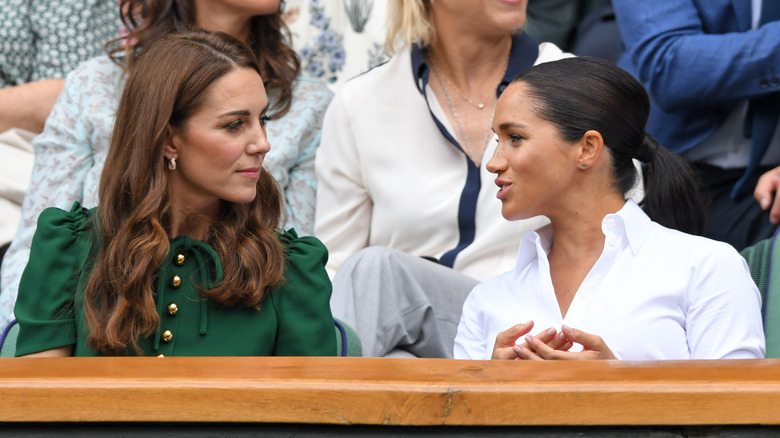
[614,0,780,154]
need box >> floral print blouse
[0,55,333,329]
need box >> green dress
[14,203,337,357]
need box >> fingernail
[563,325,572,334]
[761,197,770,210]
[525,335,533,343]
[559,332,565,339]
[546,328,556,336]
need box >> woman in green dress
[13,30,337,357]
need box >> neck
[547,192,627,260]
[427,15,512,85]
[194,5,252,45]
[167,197,220,241]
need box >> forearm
[0,79,65,133]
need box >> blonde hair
[385,0,435,54]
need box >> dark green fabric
[741,236,779,358]
[14,203,336,357]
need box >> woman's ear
[163,125,179,160]
[577,130,605,169]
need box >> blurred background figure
[0,0,119,264]
[614,0,780,250]
[283,0,389,91]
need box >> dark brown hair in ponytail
[511,56,706,234]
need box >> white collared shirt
[454,200,766,360]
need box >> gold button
[161,330,173,342]
[157,354,165,357]
[171,275,182,288]
[167,303,178,315]
[176,254,185,265]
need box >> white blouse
[455,200,766,360]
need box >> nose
[486,144,506,174]
[248,123,271,156]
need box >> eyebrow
[219,103,270,118]
[496,121,529,131]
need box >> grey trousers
[330,247,479,358]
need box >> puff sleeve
[14,203,93,356]
[271,229,337,356]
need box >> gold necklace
[428,53,494,164]
[427,51,508,110]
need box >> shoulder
[334,49,410,101]
[279,228,328,267]
[291,75,333,105]
[62,55,124,97]
[66,55,123,81]
[35,202,95,241]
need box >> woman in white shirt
[454,56,766,361]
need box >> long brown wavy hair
[86,30,286,355]
[109,0,300,117]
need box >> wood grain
[0,357,778,425]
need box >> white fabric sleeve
[686,242,766,359]
[453,287,490,360]
[313,87,373,278]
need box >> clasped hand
[491,321,616,360]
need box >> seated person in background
[0,0,119,260]
[0,0,333,331]
[613,0,780,251]
[315,0,571,358]
[14,31,336,357]
[455,57,765,361]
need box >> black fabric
[694,163,778,250]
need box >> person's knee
[338,246,407,273]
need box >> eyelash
[225,115,271,131]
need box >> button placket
[157,249,186,356]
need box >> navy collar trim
[411,32,539,96]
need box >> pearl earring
[168,157,177,171]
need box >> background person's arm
[0,79,64,133]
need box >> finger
[561,325,616,359]
[533,327,558,344]
[561,325,602,350]
[523,334,560,360]
[494,321,534,348]
[547,330,569,350]
[754,169,780,211]
[515,327,557,351]
[771,196,780,225]
[513,343,543,361]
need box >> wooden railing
[0,357,779,425]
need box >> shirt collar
[604,199,652,256]
[411,32,540,96]
[513,200,653,273]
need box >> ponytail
[639,134,707,235]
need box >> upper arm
[279,80,334,235]
[613,0,780,109]
[686,245,766,359]
[273,232,337,356]
[314,91,373,276]
[14,204,91,356]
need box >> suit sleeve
[613,0,780,110]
